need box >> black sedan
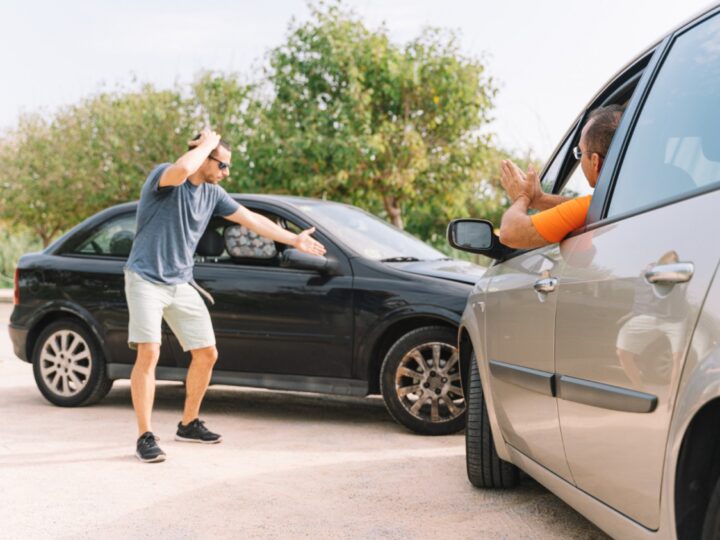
[9,195,484,435]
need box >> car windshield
[295,201,446,261]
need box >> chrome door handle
[644,262,694,284]
[533,277,558,294]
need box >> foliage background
[0,2,540,285]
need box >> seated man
[498,105,623,249]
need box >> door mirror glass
[447,219,493,251]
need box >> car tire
[380,326,465,435]
[702,475,720,540]
[466,353,520,488]
[32,319,113,407]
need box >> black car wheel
[702,475,720,540]
[466,352,520,488]
[32,319,113,407]
[380,326,466,435]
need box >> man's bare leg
[181,345,218,425]
[617,348,644,390]
[131,343,161,436]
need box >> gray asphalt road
[0,303,608,539]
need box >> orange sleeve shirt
[530,195,592,243]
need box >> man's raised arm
[158,129,222,188]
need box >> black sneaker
[176,419,222,444]
[136,432,166,463]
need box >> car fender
[23,300,112,365]
[459,294,514,463]
[356,303,461,381]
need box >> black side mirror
[280,248,341,275]
[447,219,514,260]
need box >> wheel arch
[675,397,720,539]
[26,304,110,367]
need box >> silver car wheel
[394,341,465,423]
[39,330,92,397]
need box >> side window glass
[196,211,297,267]
[608,14,720,217]
[71,214,136,258]
[559,163,595,199]
[224,225,278,260]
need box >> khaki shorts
[124,270,215,352]
[616,314,686,355]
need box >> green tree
[0,84,192,246]
[232,3,497,234]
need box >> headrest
[109,230,134,257]
[701,133,720,162]
[196,228,225,257]
[224,225,277,259]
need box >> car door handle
[644,262,694,284]
[533,277,558,294]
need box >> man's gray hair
[585,104,624,156]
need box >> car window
[71,214,136,258]
[607,14,720,218]
[195,211,291,267]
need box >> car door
[190,204,355,378]
[554,14,720,529]
[482,131,585,482]
[57,211,177,368]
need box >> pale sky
[0,0,714,161]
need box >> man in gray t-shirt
[125,129,326,463]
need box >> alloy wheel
[394,341,465,423]
[39,330,93,397]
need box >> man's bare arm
[158,129,221,188]
[533,192,572,211]
[498,195,550,249]
[225,205,326,256]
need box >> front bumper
[8,323,29,362]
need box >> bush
[0,227,42,288]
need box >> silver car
[448,5,720,539]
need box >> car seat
[109,230,135,257]
[223,224,277,262]
[195,228,225,262]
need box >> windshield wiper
[380,256,421,263]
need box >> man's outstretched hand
[294,227,327,256]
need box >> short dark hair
[188,133,231,154]
[584,105,624,156]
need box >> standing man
[497,105,624,248]
[125,129,326,463]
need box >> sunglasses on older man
[208,155,230,170]
[572,146,605,161]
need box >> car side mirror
[447,219,514,260]
[280,248,341,275]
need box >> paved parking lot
[0,303,607,539]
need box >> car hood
[392,259,486,285]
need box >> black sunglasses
[208,155,230,170]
